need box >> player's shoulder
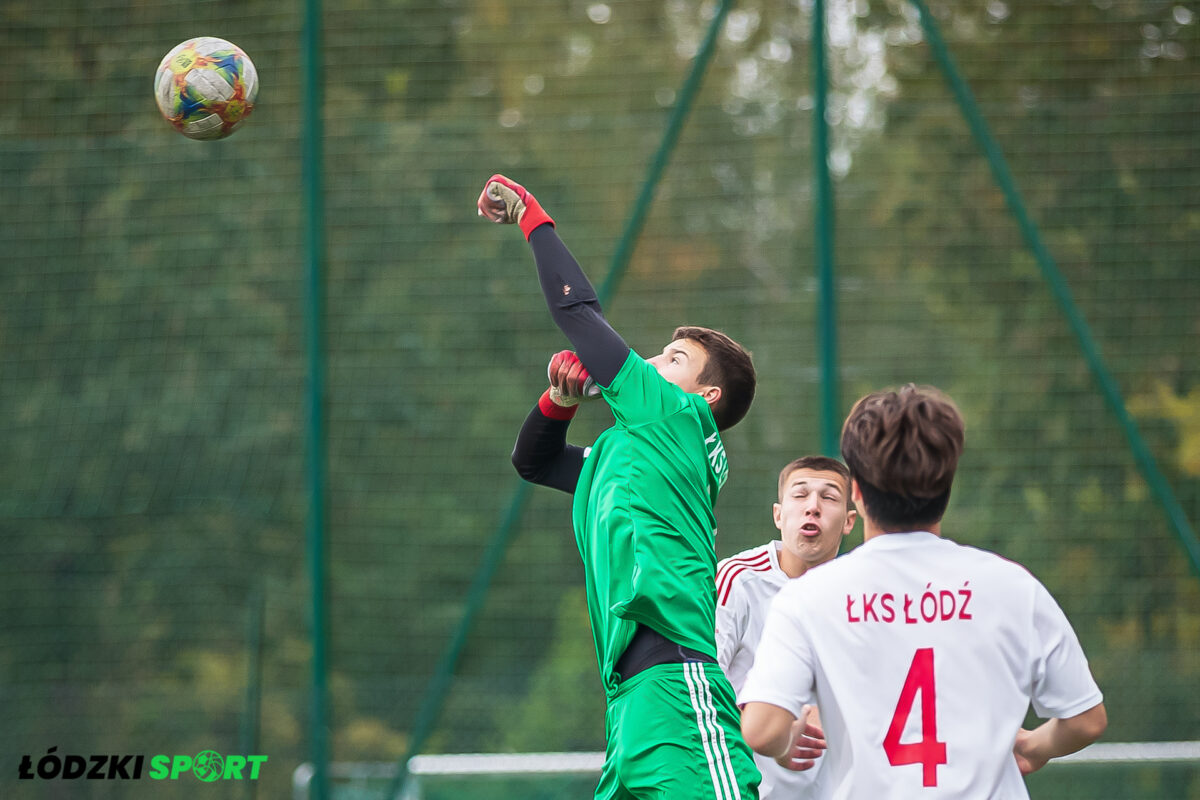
[941,537,1040,581]
[717,543,776,579]
[716,543,780,605]
[900,535,1049,599]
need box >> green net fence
[2,1,1198,798]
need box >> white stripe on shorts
[692,662,742,800]
[684,661,742,800]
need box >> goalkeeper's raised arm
[477,174,629,387]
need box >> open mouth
[800,522,821,537]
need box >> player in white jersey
[716,455,856,798]
[740,384,1106,799]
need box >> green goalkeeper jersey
[573,350,730,699]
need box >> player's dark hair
[777,456,852,507]
[840,384,964,531]
[673,326,756,431]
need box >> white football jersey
[740,531,1102,800]
[717,542,822,798]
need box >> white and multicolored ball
[154,37,258,140]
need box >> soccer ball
[154,37,259,140]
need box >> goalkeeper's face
[648,338,719,402]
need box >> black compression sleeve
[528,224,630,387]
[511,403,586,494]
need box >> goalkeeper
[480,175,794,800]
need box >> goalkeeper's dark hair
[840,384,964,531]
[673,326,756,431]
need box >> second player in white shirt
[717,456,856,798]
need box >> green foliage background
[1,0,1197,797]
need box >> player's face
[647,338,715,397]
[775,468,856,572]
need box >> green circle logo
[193,750,224,782]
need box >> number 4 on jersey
[883,647,948,787]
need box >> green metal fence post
[811,0,840,457]
[302,0,331,796]
[910,0,1200,579]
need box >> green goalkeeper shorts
[595,661,761,800]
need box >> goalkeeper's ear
[698,384,722,408]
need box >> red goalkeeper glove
[539,350,600,419]
[476,174,555,240]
